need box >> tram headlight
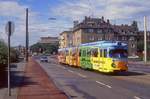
[111,63,116,68]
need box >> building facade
[59,31,73,48]
[73,16,115,46]
[59,16,145,56]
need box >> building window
[129,37,134,40]
[122,37,127,41]
[88,29,94,33]
[104,49,107,57]
[97,29,102,34]
[98,37,103,40]
[89,36,95,41]
[131,44,135,48]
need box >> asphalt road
[38,57,150,99]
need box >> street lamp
[48,17,56,20]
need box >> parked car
[40,56,48,62]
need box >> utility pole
[144,16,147,63]
[26,8,29,62]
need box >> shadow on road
[0,64,37,89]
[110,71,146,76]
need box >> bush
[0,40,19,65]
[0,40,8,65]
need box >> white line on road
[62,67,66,69]
[67,69,74,73]
[96,81,112,88]
[77,73,87,78]
[134,96,141,99]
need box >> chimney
[85,16,88,20]
[102,16,104,21]
[73,21,79,26]
[107,19,110,24]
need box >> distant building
[39,37,59,44]
[59,31,73,48]
[137,31,150,43]
[14,45,26,57]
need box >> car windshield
[109,49,127,58]
[41,56,47,59]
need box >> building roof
[60,31,72,35]
[73,16,112,31]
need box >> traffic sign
[5,21,15,36]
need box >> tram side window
[72,49,76,56]
[87,48,91,57]
[82,50,86,57]
[104,49,107,57]
[100,49,103,57]
[66,50,69,56]
[92,48,98,57]
[79,49,81,56]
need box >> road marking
[134,96,141,99]
[67,69,74,73]
[62,67,66,69]
[96,81,112,88]
[77,73,87,78]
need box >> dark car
[40,56,48,62]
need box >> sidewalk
[128,61,150,66]
[17,58,68,99]
[0,62,25,99]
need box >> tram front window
[109,49,127,59]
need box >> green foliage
[0,40,8,65]
[10,48,19,62]
[137,41,150,52]
[0,40,19,65]
[137,41,144,52]
[30,43,58,54]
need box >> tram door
[80,48,87,69]
[91,48,99,71]
[99,49,103,71]
[103,48,112,72]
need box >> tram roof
[80,41,127,48]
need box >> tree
[30,43,58,55]
[0,40,8,65]
[137,40,150,59]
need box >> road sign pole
[8,21,11,96]
[5,21,15,96]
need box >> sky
[0,0,150,46]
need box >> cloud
[1,0,150,46]
[0,1,58,46]
[52,0,150,21]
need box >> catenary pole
[26,8,29,62]
[144,16,147,63]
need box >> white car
[40,56,48,62]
